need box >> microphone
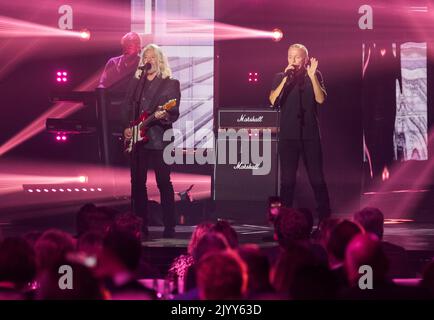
[138,62,152,71]
[284,66,298,78]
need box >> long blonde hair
[135,43,172,79]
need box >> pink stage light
[0,16,86,39]
[80,29,91,41]
[56,136,61,141]
[61,135,67,141]
[78,176,88,183]
[56,70,68,83]
[272,28,283,42]
[248,72,259,83]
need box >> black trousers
[278,138,331,220]
[131,147,176,230]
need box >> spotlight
[80,29,91,41]
[56,136,61,141]
[28,189,33,193]
[248,72,259,83]
[272,28,283,42]
[61,135,67,141]
[55,70,68,83]
[36,189,41,192]
[78,176,87,183]
[82,188,87,192]
[59,189,65,192]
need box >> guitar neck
[140,113,156,129]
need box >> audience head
[109,212,143,240]
[422,260,434,298]
[326,220,363,263]
[0,237,36,290]
[210,220,239,249]
[101,229,142,273]
[192,232,229,262]
[77,231,104,258]
[34,229,76,273]
[37,261,103,300]
[271,244,316,294]
[345,233,389,287]
[315,217,342,246]
[196,250,248,300]
[237,244,272,295]
[274,208,311,249]
[290,265,339,300]
[188,222,213,255]
[76,203,114,237]
[353,207,384,239]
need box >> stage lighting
[56,70,68,83]
[272,28,283,42]
[80,29,91,41]
[55,133,68,142]
[78,176,88,183]
[248,72,259,83]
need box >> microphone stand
[130,68,148,212]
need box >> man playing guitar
[123,43,181,239]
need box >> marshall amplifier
[218,107,280,130]
[214,108,280,202]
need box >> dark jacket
[124,75,181,150]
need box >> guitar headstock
[162,99,177,111]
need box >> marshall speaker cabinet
[213,108,280,202]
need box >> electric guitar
[124,99,177,153]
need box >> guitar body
[124,112,149,153]
[133,111,150,144]
[124,99,177,154]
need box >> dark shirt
[98,54,140,92]
[124,75,181,150]
[271,70,326,140]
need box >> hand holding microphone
[138,62,152,71]
[284,64,297,78]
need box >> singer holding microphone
[269,43,331,224]
[123,43,181,239]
